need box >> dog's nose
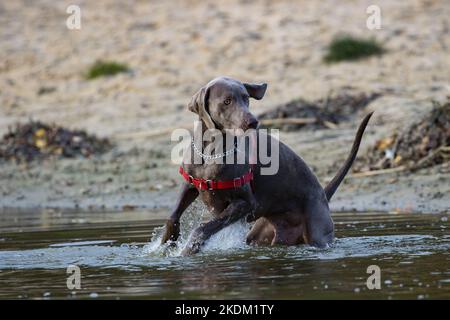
[246,119,259,130]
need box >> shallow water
[0,207,449,299]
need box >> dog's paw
[180,242,201,256]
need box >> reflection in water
[0,210,448,299]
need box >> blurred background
[0,0,448,213]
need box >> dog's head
[188,76,267,132]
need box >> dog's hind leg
[304,200,334,248]
[271,222,305,246]
[161,183,199,244]
[246,217,275,245]
[181,199,252,255]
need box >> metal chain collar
[191,138,239,160]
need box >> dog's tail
[324,112,374,201]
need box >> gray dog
[161,76,373,255]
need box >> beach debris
[354,100,450,173]
[0,121,113,163]
[259,92,380,131]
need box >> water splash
[142,201,251,256]
[203,219,250,252]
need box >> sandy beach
[0,0,449,214]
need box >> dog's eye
[224,98,231,105]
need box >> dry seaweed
[259,92,380,131]
[354,100,450,172]
[0,121,113,163]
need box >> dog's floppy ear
[188,86,216,129]
[243,82,267,100]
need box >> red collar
[179,165,254,191]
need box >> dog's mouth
[237,118,259,132]
[220,117,259,136]
[228,125,259,136]
[245,119,259,130]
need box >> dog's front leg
[181,200,251,256]
[161,183,199,244]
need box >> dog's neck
[190,119,258,170]
[192,120,235,157]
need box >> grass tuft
[86,60,130,79]
[324,36,385,63]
